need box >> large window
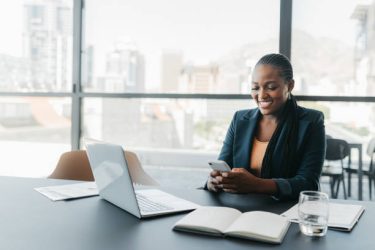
[0,0,374,188]
[82,0,280,94]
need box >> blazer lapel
[271,116,312,175]
[297,120,311,150]
[271,125,288,176]
[233,110,260,169]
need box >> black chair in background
[345,137,375,199]
[321,138,350,199]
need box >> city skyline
[1,0,374,96]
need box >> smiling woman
[206,53,326,200]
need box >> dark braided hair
[255,53,299,178]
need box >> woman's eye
[267,86,277,90]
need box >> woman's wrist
[254,178,278,195]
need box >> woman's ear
[288,80,295,92]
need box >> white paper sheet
[281,202,365,231]
[35,182,99,201]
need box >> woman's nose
[258,88,268,99]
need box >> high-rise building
[23,0,73,91]
[104,41,145,92]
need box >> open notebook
[282,202,365,231]
[173,206,290,244]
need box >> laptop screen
[84,139,142,218]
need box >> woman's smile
[258,100,273,109]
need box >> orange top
[250,138,269,176]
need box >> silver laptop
[85,139,199,218]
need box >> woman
[207,53,326,200]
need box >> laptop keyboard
[136,193,173,213]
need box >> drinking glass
[298,191,329,237]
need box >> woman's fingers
[210,170,221,177]
[207,180,219,192]
[210,177,219,185]
[219,171,240,181]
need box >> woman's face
[251,64,294,117]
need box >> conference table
[1,176,374,250]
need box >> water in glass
[298,191,329,237]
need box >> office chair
[49,150,94,181]
[345,137,375,199]
[49,150,159,186]
[321,138,350,199]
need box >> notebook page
[225,211,289,242]
[174,206,241,234]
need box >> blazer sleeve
[217,112,238,168]
[274,112,326,200]
[203,112,237,189]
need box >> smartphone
[208,160,231,172]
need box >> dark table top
[0,176,374,250]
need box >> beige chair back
[49,150,94,181]
[124,151,159,186]
[49,150,159,186]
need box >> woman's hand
[209,168,278,194]
[207,170,223,192]
[217,168,278,194]
[215,168,260,193]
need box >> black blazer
[218,106,326,200]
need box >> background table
[1,176,374,250]
[348,143,363,200]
